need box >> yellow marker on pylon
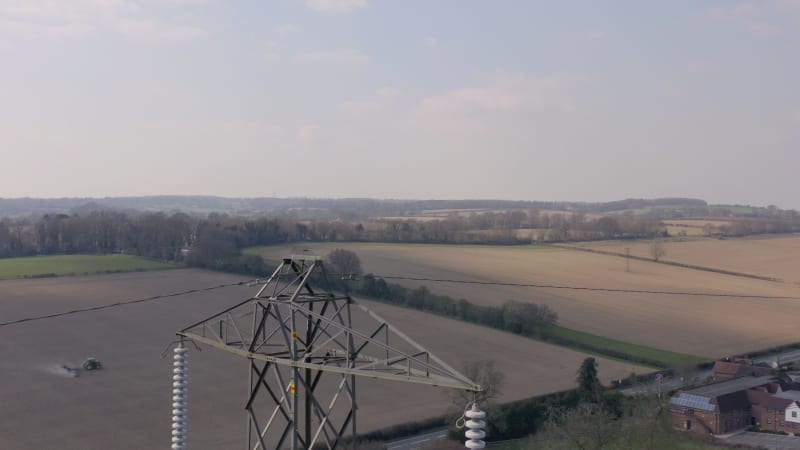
[292,330,298,341]
[289,380,296,396]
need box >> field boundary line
[553,243,784,283]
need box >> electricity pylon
[178,255,481,449]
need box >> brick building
[670,373,800,435]
[669,375,773,434]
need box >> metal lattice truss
[178,256,480,450]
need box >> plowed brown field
[0,270,645,450]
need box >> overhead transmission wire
[2,270,800,329]
[0,278,259,327]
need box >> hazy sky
[1,1,798,208]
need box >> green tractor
[81,357,102,371]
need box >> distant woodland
[1,196,797,220]
[1,197,798,274]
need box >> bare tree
[619,395,663,450]
[449,360,505,407]
[650,239,666,262]
[533,403,620,450]
[324,248,363,276]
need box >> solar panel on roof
[670,393,717,412]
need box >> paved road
[725,432,800,450]
[621,370,711,396]
[386,430,448,450]
[621,349,800,397]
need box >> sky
[0,1,798,209]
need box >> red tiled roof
[714,361,749,376]
[713,361,773,378]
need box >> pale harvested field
[376,216,446,222]
[663,220,732,237]
[0,270,643,450]
[577,235,800,284]
[256,243,800,358]
[664,220,732,228]
[666,225,706,236]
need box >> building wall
[785,403,800,425]
[718,409,750,434]
[753,405,800,433]
[669,408,717,434]
[670,408,751,435]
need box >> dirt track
[0,270,644,450]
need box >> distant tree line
[358,211,667,243]
[0,210,664,260]
[2,208,798,264]
[0,196,711,218]
[704,218,800,236]
[351,274,558,333]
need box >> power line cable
[0,278,257,328]
[3,267,800,329]
[360,274,800,300]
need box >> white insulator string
[464,403,486,449]
[171,346,188,450]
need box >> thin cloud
[304,0,367,12]
[423,36,439,48]
[0,18,94,38]
[297,48,369,65]
[376,86,400,99]
[744,21,781,35]
[265,42,281,63]
[414,74,574,133]
[295,125,320,145]
[711,2,782,36]
[116,19,207,42]
[0,0,138,23]
[277,24,298,35]
[157,0,210,4]
[341,86,401,112]
[418,75,570,116]
[576,31,607,41]
[0,0,207,42]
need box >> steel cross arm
[322,348,434,378]
[179,295,261,333]
[351,298,478,387]
[180,333,478,390]
[275,300,479,387]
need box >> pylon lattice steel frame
[178,256,481,450]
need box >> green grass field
[542,325,708,367]
[0,254,176,280]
